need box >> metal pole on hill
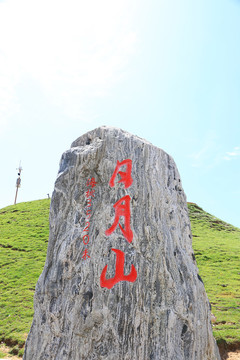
[14,162,23,205]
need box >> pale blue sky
[0,0,239,228]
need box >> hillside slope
[0,199,239,358]
[188,203,240,353]
[0,199,50,358]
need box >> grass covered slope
[0,199,239,357]
[188,203,240,347]
[0,199,50,357]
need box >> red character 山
[100,249,137,289]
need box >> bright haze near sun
[0,0,239,228]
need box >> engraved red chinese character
[109,159,133,189]
[105,195,133,243]
[86,177,97,188]
[83,234,89,245]
[86,188,95,198]
[82,248,90,260]
[86,198,92,207]
[100,249,137,289]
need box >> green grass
[0,199,239,357]
[188,202,240,347]
[0,199,50,358]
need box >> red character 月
[109,159,133,189]
[105,195,133,243]
[100,248,137,289]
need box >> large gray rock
[23,126,220,360]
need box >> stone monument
[23,126,220,359]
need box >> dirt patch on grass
[225,350,240,360]
[0,344,22,359]
[219,342,240,360]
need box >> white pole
[14,162,22,205]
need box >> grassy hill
[188,203,240,354]
[0,199,239,358]
[0,199,50,358]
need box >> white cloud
[0,0,137,123]
[226,152,238,156]
[191,144,211,161]
[189,131,218,168]
[223,147,240,161]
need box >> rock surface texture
[23,126,220,360]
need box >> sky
[0,0,239,228]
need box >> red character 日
[109,159,133,189]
